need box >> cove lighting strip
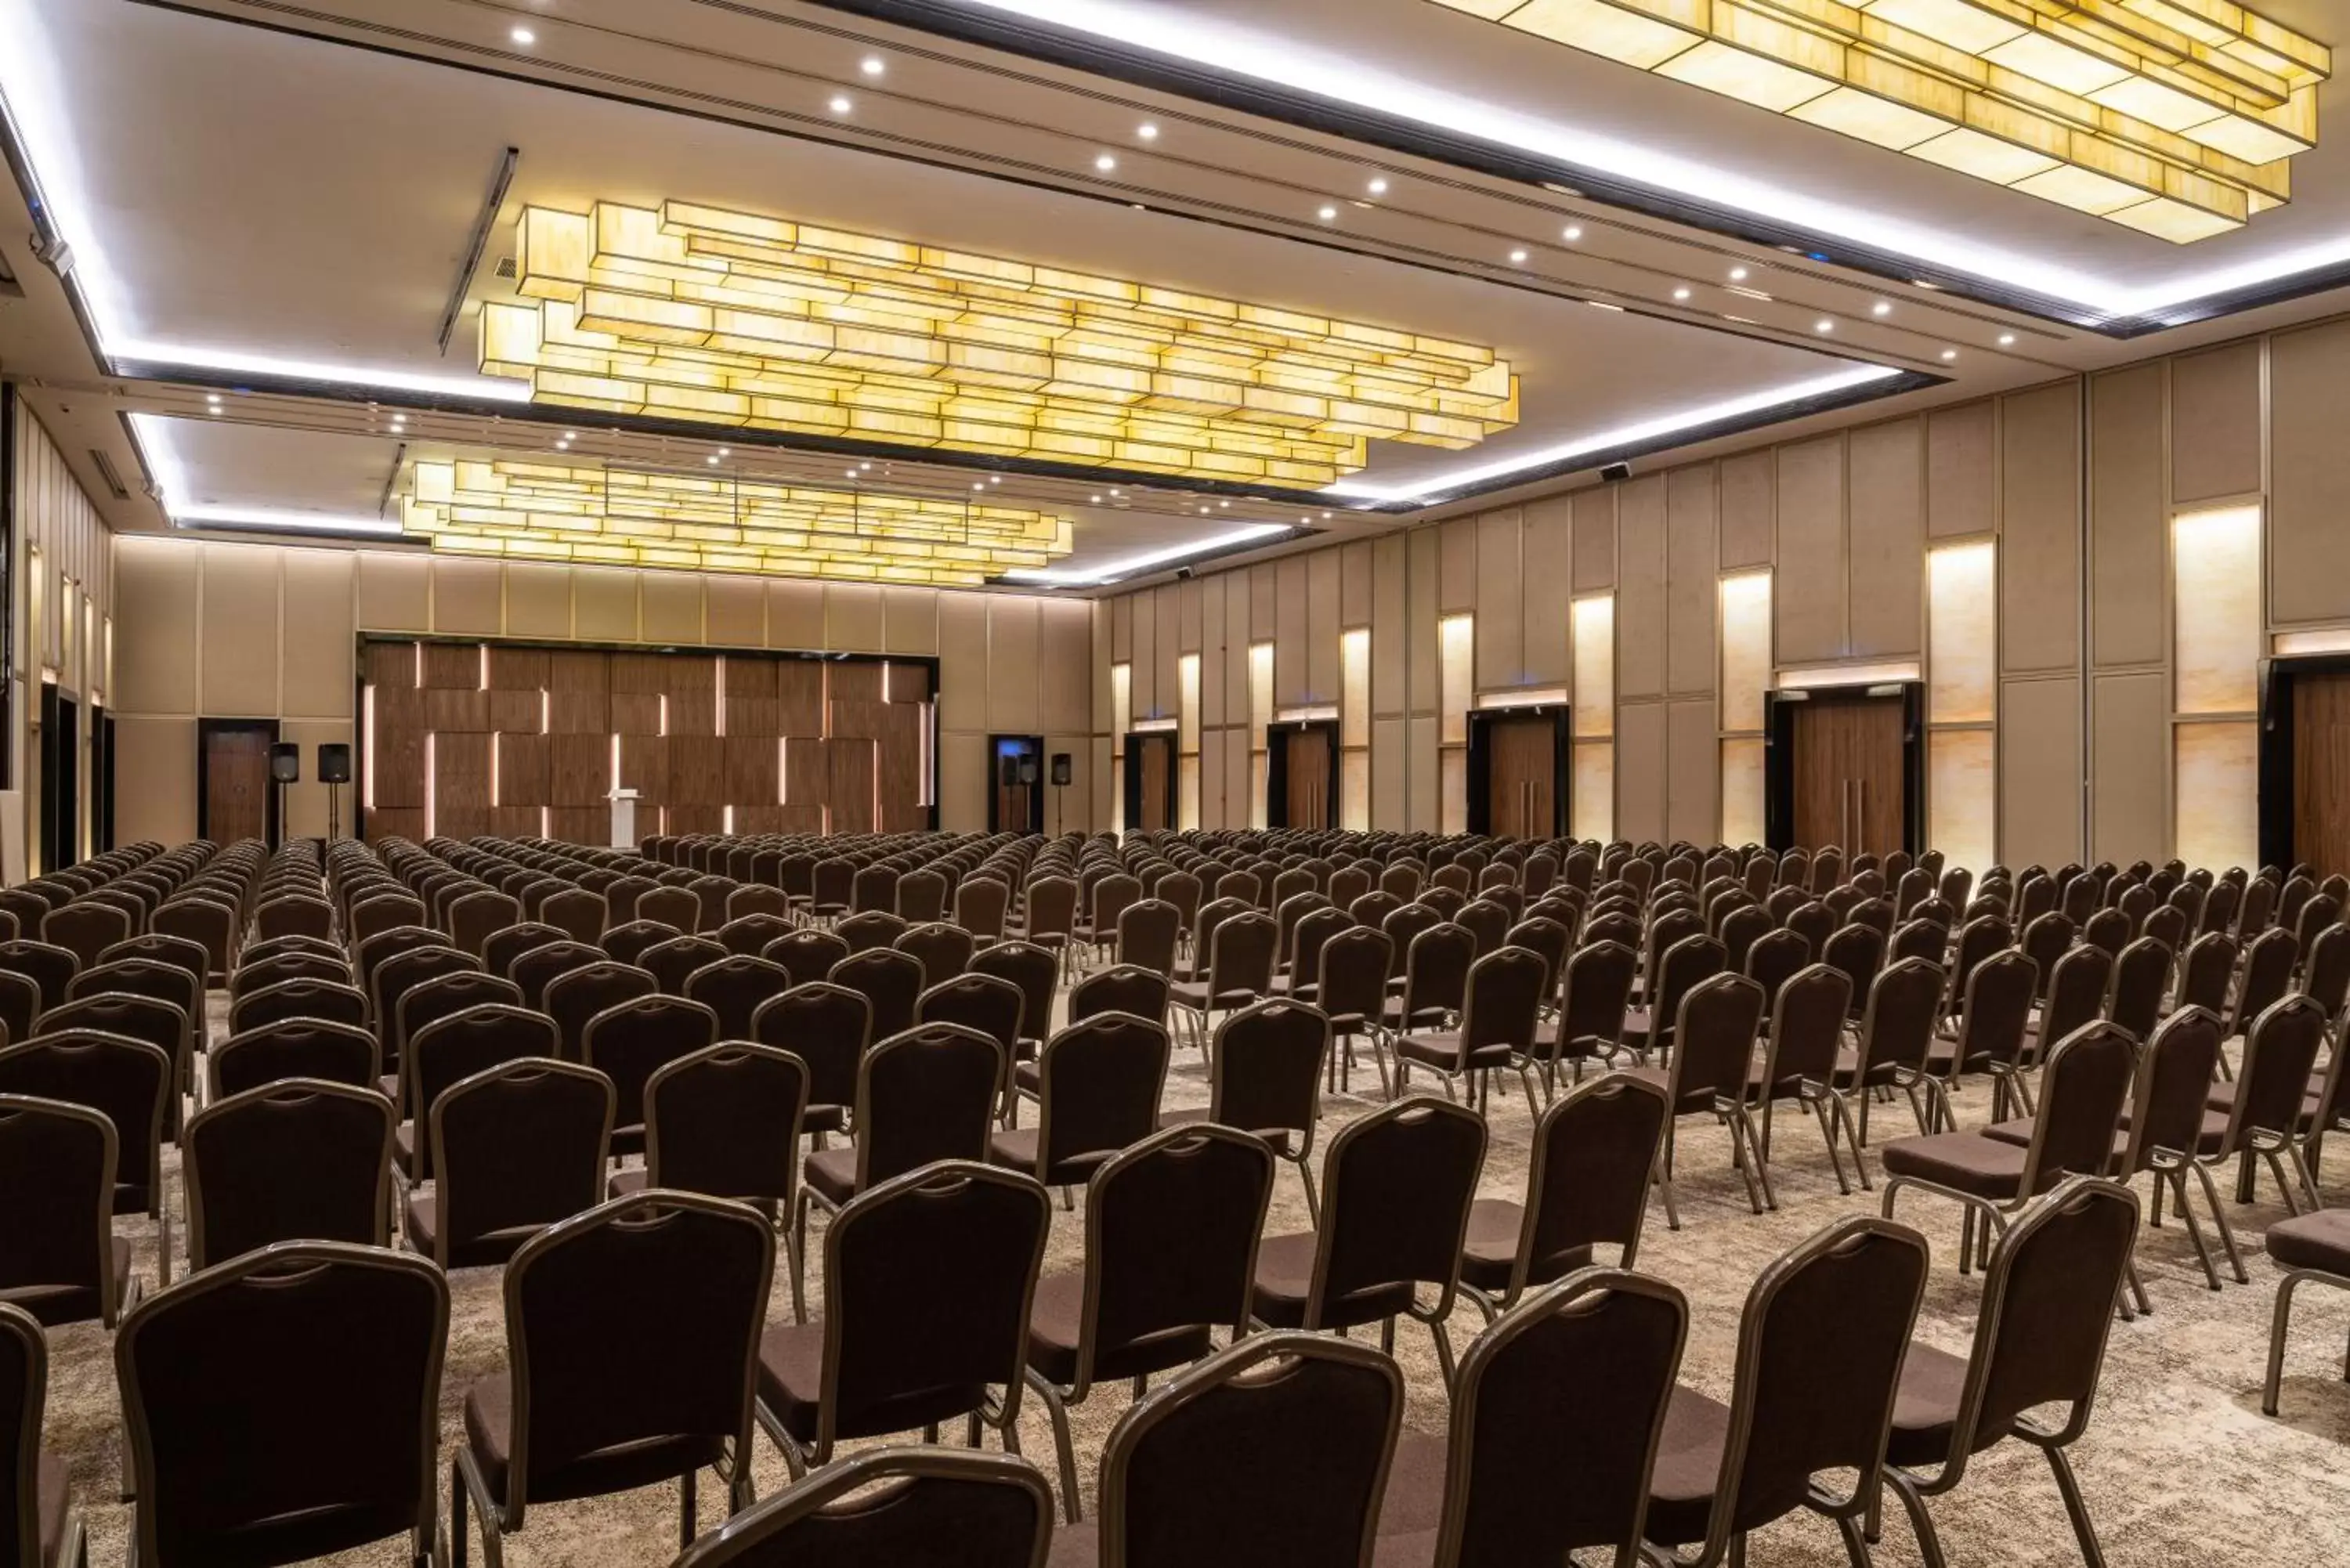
[482,200,1520,489]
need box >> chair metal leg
[2041,1443,2107,1568]
[2190,1157,2251,1282]
[1025,1371,1083,1523]
[2265,1272,2307,1415]
[1653,1147,1681,1233]
[1829,1091,1872,1191]
[2122,1257,2150,1320]
[2164,1168,2222,1292]
[1427,1314,1457,1392]
[1810,1095,1853,1197]
[1885,1473,1949,1568]
[1296,1158,1321,1228]
[1834,1510,1878,1568]
[681,1467,697,1548]
[2263,1147,2308,1216]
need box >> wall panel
[573,569,638,641]
[2092,670,2169,866]
[706,576,765,647]
[1616,702,1667,846]
[2170,340,2262,506]
[1616,476,1668,699]
[432,559,504,637]
[1407,528,1439,717]
[1665,468,1718,695]
[1474,509,1523,688]
[506,565,573,639]
[1274,555,1311,708]
[1775,436,1846,664]
[1372,534,1407,716]
[356,554,430,632]
[1307,548,1342,702]
[1572,490,1616,591]
[1719,451,1775,568]
[2089,365,2169,670]
[1407,714,1440,833]
[883,587,939,656]
[282,550,356,719]
[2269,319,2350,626]
[2000,382,2084,674]
[1846,419,1923,659]
[1520,498,1573,685]
[1040,600,1094,735]
[2001,676,2083,867]
[1439,517,1477,612]
[768,581,826,651]
[1666,698,1719,845]
[988,599,1042,733]
[199,544,281,717]
[114,539,201,716]
[1926,403,1999,540]
[826,585,884,654]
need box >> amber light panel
[482,201,1520,486]
[1431,0,2329,240]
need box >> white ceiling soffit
[841,0,2350,331]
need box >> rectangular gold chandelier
[479,201,1520,488]
[1432,0,2329,241]
[401,458,1076,586]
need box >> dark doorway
[199,719,280,849]
[38,681,76,873]
[1266,720,1340,830]
[2257,656,2350,875]
[1467,704,1570,839]
[1766,684,1924,857]
[989,734,1045,834]
[1123,732,1176,833]
[93,709,114,854]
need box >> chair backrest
[0,1093,119,1326]
[210,1017,379,1100]
[1098,1332,1401,1568]
[1441,945,1546,1064]
[183,1080,393,1268]
[1855,957,1944,1082]
[601,919,683,970]
[1649,934,1726,1051]
[670,1447,1054,1568]
[856,1024,1005,1190]
[0,941,78,1013]
[0,1031,168,1198]
[540,961,656,1064]
[2306,922,2350,1020]
[427,1059,615,1269]
[502,1191,773,1510]
[1551,939,1636,1061]
[2223,993,2331,1148]
[916,972,1027,1070]
[2118,1006,2223,1176]
[645,1043,808,1205]
[1206,910,1279,999]
[752,983,871,1116]
[642,934,729,996]
[1209,999,1329,1148]
[2107,936,2171,1042]
[819,1162,1049,1458]
[1117,898,1182,977]
[1030,1012,1171,1180]
[394,970,524,1082]
[408,1003,562,1177]
[765,927,852,990]
[231,949,351,1000]
[953,876,1011,942]
[969,940,1062,1042]
[1668,972,1766,1108]
[2015,1023,2138,1194]
[1506,1073,1669,1299]
[1951,948,2039,1075]
[582,995,721,1137]
[1309,1097,1485,1330]
[1437,1269,1687,1567]
[1314,927,1390,1031]
[117,1241,446,1566]
[1758,963,1852,1091]
[682,954,794,1039]
[1068,964,1172,1028]
[481,921,567,982]
[837,911,909,956]
[0,1301,43,1568]
[896,870,949,924]
[896,921,977,984]
[2231,927,2299,1035]
[830,948,926,1044]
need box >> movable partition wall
[356,636,938,844]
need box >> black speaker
[1017,756,1039,786]
[1050,753,1072,787]
[318,743,352,784]
[998,755,1018,787]
[269,743,300,784]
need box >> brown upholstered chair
[1642,1216,1929,1564]
[116,1241,446,1567]
[954,876,1012,946]
[1737,961,1861,1194]
[828,948,924,1044]
[1170,911,1277,1057]
[1250,1096,1484,1386]
[756,1162,1049,1475]
[764,928,851,990]
[1625,973,1770,1226]
[642,935,729,998]
[253,894,333,945]
[406,1058,614,1270]
[1067,965,1170,1031]
[228,975,368,1042]
[991,1012,1169,1198]
[38,992,192,1125]
[671,1447,1053,1568]
[230,949,350,1002]
[751,984,869,1138]
[208,1017,379,1101]
[183,1079,394,1269]
[897,921,976,984]
[2201,993,2331,1212]
[1530,938,1636,1097]
[836,911,909,956]
[1455,1072,1668,1317]
[1393,945,1548,1115]
[501,940,598,1013]
[538,887,607,947]
[449,890,526,958]
[1923,947,2041,1128]
[1375,1269,1688,1568]
[0,1029,174,1283]
[638,885,703,934]
[2108,935,2171,1044]
[682,954,793,1040]
[581,995,720,1158]
[0,1093,135,1327]
[1160,999,1329,1220]
[454,1191,772,1565]
[971,940,1061,1058]
[42,903,129,970]
[717,913,793,959]
[1022,1125,1273,1519]
[0,943,77,1017]
[602,919,684,971]
[392,972,523,1102]
[0,1299,78,1568]
[1831,956,1946,1151]
[1882,1179,2140,1568]
[536,962,650,1067]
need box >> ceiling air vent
[88,449,131,501]
[494,255,517,280]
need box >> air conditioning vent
[494,255,517,280]
[88,449,131,501]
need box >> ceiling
[0,0,2344,592]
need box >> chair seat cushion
[1046,1521,1098,1568]
[2268,1209,2350,1275]
[1170,981,1212,1010]
[1394,1031,1511,1073]
[1458,1198,1526,1294]
[1025,1270,1210,1389]
[1643,1385,1732,1548]
[755,1323,825,1444]
[465,1372,722,1509]
[1250,1230,1410,1331]
[1878,1132,2027,1198]
[38,1452,67,1568]
[1377,1432,1447,1537]
[0,1236,134,1328]
[608,1166,649,1198]
[394,1122,417,1177]
[1155,1105,1296,1157]
[1014,1060,1043,1097]
[402,1191,534,1270]
[1885,1341,1984,1470]
[989,1126,1041,1173]
[804,1146,859,1207]
[1980,1116,2036,1148]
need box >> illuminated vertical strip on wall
[1111,663,1133,834]
[1571,595,1615,843]
[2172,504,2263,870]
[1719,572,1772,847]
[1340,628,1372,831]
[1438,614,1473,835]
[1249,643,1274,830]
[1177,653,1202,831]
[362,685,378,809]
[1927,541,1998,876]
[424,732,438,841]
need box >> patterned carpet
[39,993,2350,1566]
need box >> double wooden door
[1130,734,1175,832]
[1486,716,1558,840]
[1788,695,1905,856]
[1283,728,1334,829]
[201,721,277,847]
[2292,671,2350,878]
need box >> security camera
[1175,565,1195,581]
[1600,462,1632,483]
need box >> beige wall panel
[1224,572,1253,724]
[937,594,989,733]
[432,558,504,637]
[1572,490,1615,591]
[1373,715,1406,831]
[280,550,355,720]
[1223,726,1250,832]
[2269,320,2350,626]
[2000,381,2084,674]
[356,552,430,633]
[826,585,884,653]
[1047,733,1094,833]
[1198,727,1225,829]
[2089,364,2169,670]
[1474,509,1524,688]
[1846,419,1925,659]
[199,544,280,717]
[2175,721,2258,871]
[1666,467,1719,694]
[988,598,1042,733]
[1129,587,1158,718]
[883,588,940,656]
[1666,698,1719,845]
[574,568,640,641]
[2091,670,2169,867]
[1718,452,1775,569]
[1775,435,1846,664]
[1250,565,1278,640]
[766,580,825,651]
[1408,528,1439,717]
[704,576,765,648]
[280,717,353,837]
[1093,737,1114,831]
[1616,475,1668,699]
[1408,714,1441,833]
[1439,516,1477,613]
[1616,702,1668,847]
[1340,541,1373,627]
[1372,535,1408,716]
[1274,556,1310,709]
[638,571,705,644]
[1153,585,1181,718]
[2000,675,2083,867]
[1039,599,1094,735]
[1307,548,1342,702]
[113,538,201,715]
[114,716,198,847]
[1520,498,1573,686]
[1177,578,1203,656]
[504,564,574,640]
[1200,578,1227,731]
[1092,602,1114,735]
[938,732,987,834]
[1927,401,1999,540]
[2171,340,2262,506]
[1112,594,1133,663]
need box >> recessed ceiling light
[1815,319,1835,334]
[972,482,985,491]
[1729,266,1749,281]
[718,447,731,457]
[208,405,222,415]
[204,393,221,403]
[1509,248,1529,265]
[1872,302,1893,316]
[510,27,536,45]
[1137,123,1159,140]
[1999,333,2017,346]
[859,461,872,471]
[1562,225,1583,241]
[1318,205,1338,222]
[1198,506,1212,515]
[1090,493,1104,503]
[1942,349,1959,360]
[1672,286,1690,302]
[1218,499,1231,508]
[1321,511,1333,520]
[989,475,1002,484]
[1367,176,1389,195]
[829,95,853,114]
[860,56,885,76]
[1094,154,1118,172]
[707,455,722,466]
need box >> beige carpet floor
[41,992,2350,1566]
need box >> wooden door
[201,723,275,846]
[1135,735,1173,830]
[1284,728,1334,829]
[1789,696,1905,856]
[1488,717,1557,840]
[993,744,1037,833]
[2293,672,2350,878]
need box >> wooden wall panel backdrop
[360,637,935,844]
